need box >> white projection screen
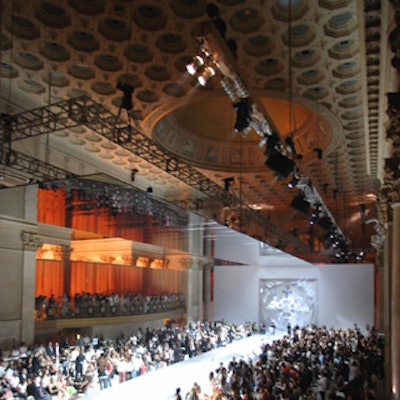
[259,279,317,331]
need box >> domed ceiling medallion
[13,52,43,71]
[67,0,105,15]
[68,31,100,52]
[124,44,153,63]
[67,64,95,80]
[151,94,332,171]
[98,18,130,41]
[5,15,40,40]
[170,0,206,18]
[94,54,123,72]
[230,8,265,33]
[35,2,71,28]
[39,42,70,62]
[132,5,167,31]
[156,33,186,54]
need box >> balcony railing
[34,295,185,321]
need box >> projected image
[259,279,317,332]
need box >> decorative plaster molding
[21,231,42,251]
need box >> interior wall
[316,264,374,329]
[213,226,374,330]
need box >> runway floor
[80,331,285,400]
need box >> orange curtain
[35,259,65,299]
[70,261,115,295]
[37,188,66,226]
[114,266,144,294]
[70,262,148,296]
[146,268,182,295]
[70,209,115,237]
[37,261,183,300]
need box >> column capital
[391,202,400,210]
[60,245,73,261]
[180,255,213,270]
[21,231,42,251]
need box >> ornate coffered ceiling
[0,0,394,259]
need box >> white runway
[81,331,284,400]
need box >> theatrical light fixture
[197,65,216,86]
[233,98,252,132]
[288,175,299,189]
[318,215,333,230]
[265,152,295,178]
[116,82,134,110]
[290,193,310,214]
[186,55,205,75]
[188,16,348,250]
[313,148,323,159]
[130,168,138,182]
[223,176,234,191]
[333,188,339,199]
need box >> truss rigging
[0,95,308,250]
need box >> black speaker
[265,152,294,178]
[318,216,333,230]
[290,195,310,214]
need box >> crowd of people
[0,322,385,400]
[34,292,185,321]
[177,324,384,400]
[0,320,253,400]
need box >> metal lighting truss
[192,20,347,246]
[192,21,281,148]
[0,95,306,250]
[296,175,346,240]
[0,147,74,183]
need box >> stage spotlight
[226,38,237,57]
[317,215,331,230]
[223,176,234,191]
[233,98,252,132]
[288,176,299,189]
[290,194,310,214]
[186,55,204,76]
[265,152,295,178]
[206,3,227,38]
[130,168,138,182]
[116,82,134,110]
[197,65,216,86]
[313,148,323,159]
[333,188,339,199]
[264,132,281,158]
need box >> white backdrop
[213,227,374,330]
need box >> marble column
[384,221,393,399]
[183,257,201,322]
[21,230,42,345]
[61,245,73,296]
[182,256,213,322]
[391,203,400,400]
[203,262,213,321]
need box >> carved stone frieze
[21,231,42,251]
[179,256,213,271]
[61,245,73,261]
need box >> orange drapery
[37,188,66,226]
[70,262,146,295]
[35,259,182,299]
[35,259,65,299]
